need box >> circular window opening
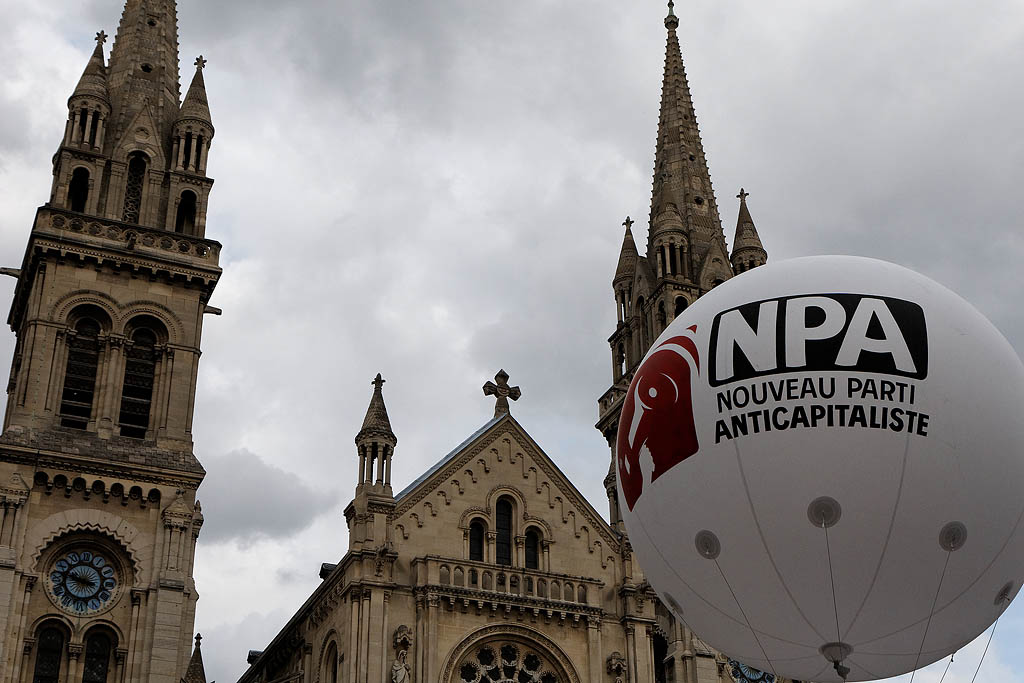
[689,154,695,161]
[140,63,153,73]
[147,19,157,27]
[695,196,704,205]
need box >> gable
[392,415,620,569]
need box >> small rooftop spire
[70,32,110,104]
[178,56,213,127]
[356,373,396,445]
[614,217,640,283]
[731,188,767,266]
[182,633,207,683]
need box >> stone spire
[648,0,724,256]
[71,33,110,104]
[730,188,767,272]
[356,374,396,445]
[182,633,207,683]
[106,0,182,151]
[614,218,639,284]
[178,56,213,129]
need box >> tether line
[823,521,842,646]
[936,652,955,683]
[908,549,952,683]
[970,617,1000,683]
[713,557,778,677]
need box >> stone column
[175,137,185,171]
[71,110,82,144]
[84,111,95,146]
[95,115,106,150]
[348,588,361,683]
[15,638,34,683]
[587,619,602,683]
[9,577,37,683]
[358,590,371,682]
[198,140,210,175]
[67,643,82,683]
[114,648,127,683]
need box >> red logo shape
[617,329,701,511]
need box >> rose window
[46,549,119,615]
[457,643,561,683]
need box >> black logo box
[708,294,928,387]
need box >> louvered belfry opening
[118,327,158,438]
[121,152,148,224]
[60,317,103,429]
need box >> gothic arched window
[60,317,102,429]
[68,167,90,213]
[525,528,539,570]
[121,152,148,224]
[675,296,688,316]
[82,632,112,683]
[32,626,65,683]
[175,190,197,233]
[469,520,485,562]
[323,642,338,683]
[495,498,513,566]
[119,326,158,438]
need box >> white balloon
[617,256,1024,682]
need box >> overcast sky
[2,1,1024,681]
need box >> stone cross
[195,55,207,70]
[372,373,385,391]
[95,31,107,45]
[623,216,634,231]
[483,370,521,417]
[667,0,675,15]
[737,188,749,202]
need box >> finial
[194,633,202,648]
[483,369,521,418]
[372,373,385,391]
[95,30,107,46]
[623,216,634,231]
[194,55,207,70]
[665,0,679,28]
[737,188,749,202]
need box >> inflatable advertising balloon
[617,256,1024,682]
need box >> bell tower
[0,1,220,681]
[596,1,769,528]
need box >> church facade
[0,0,215,681]
[239,4,769,683]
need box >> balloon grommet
[995,581,1014,605]
[694,530,721,560]
[807,496,842,528]
[939,522,968,551]
[819,641,853,662]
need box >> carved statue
[391,649,410,683]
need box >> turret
[355,373,397,495]
[168,57,216,236]
[730,188,767,273]
[64,32,111,156]
[345,374,398,552]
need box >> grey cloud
[197,450,336,544]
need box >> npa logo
[618,327,701,511]
[709,294,928,386]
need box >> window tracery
[31,626,65,683]
[456,643,561,683]
[121,153,148,224]
[82,632,112,683]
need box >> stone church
[0,0,214,681]
[238,4,770,683]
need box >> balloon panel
[618,256,1024,682]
